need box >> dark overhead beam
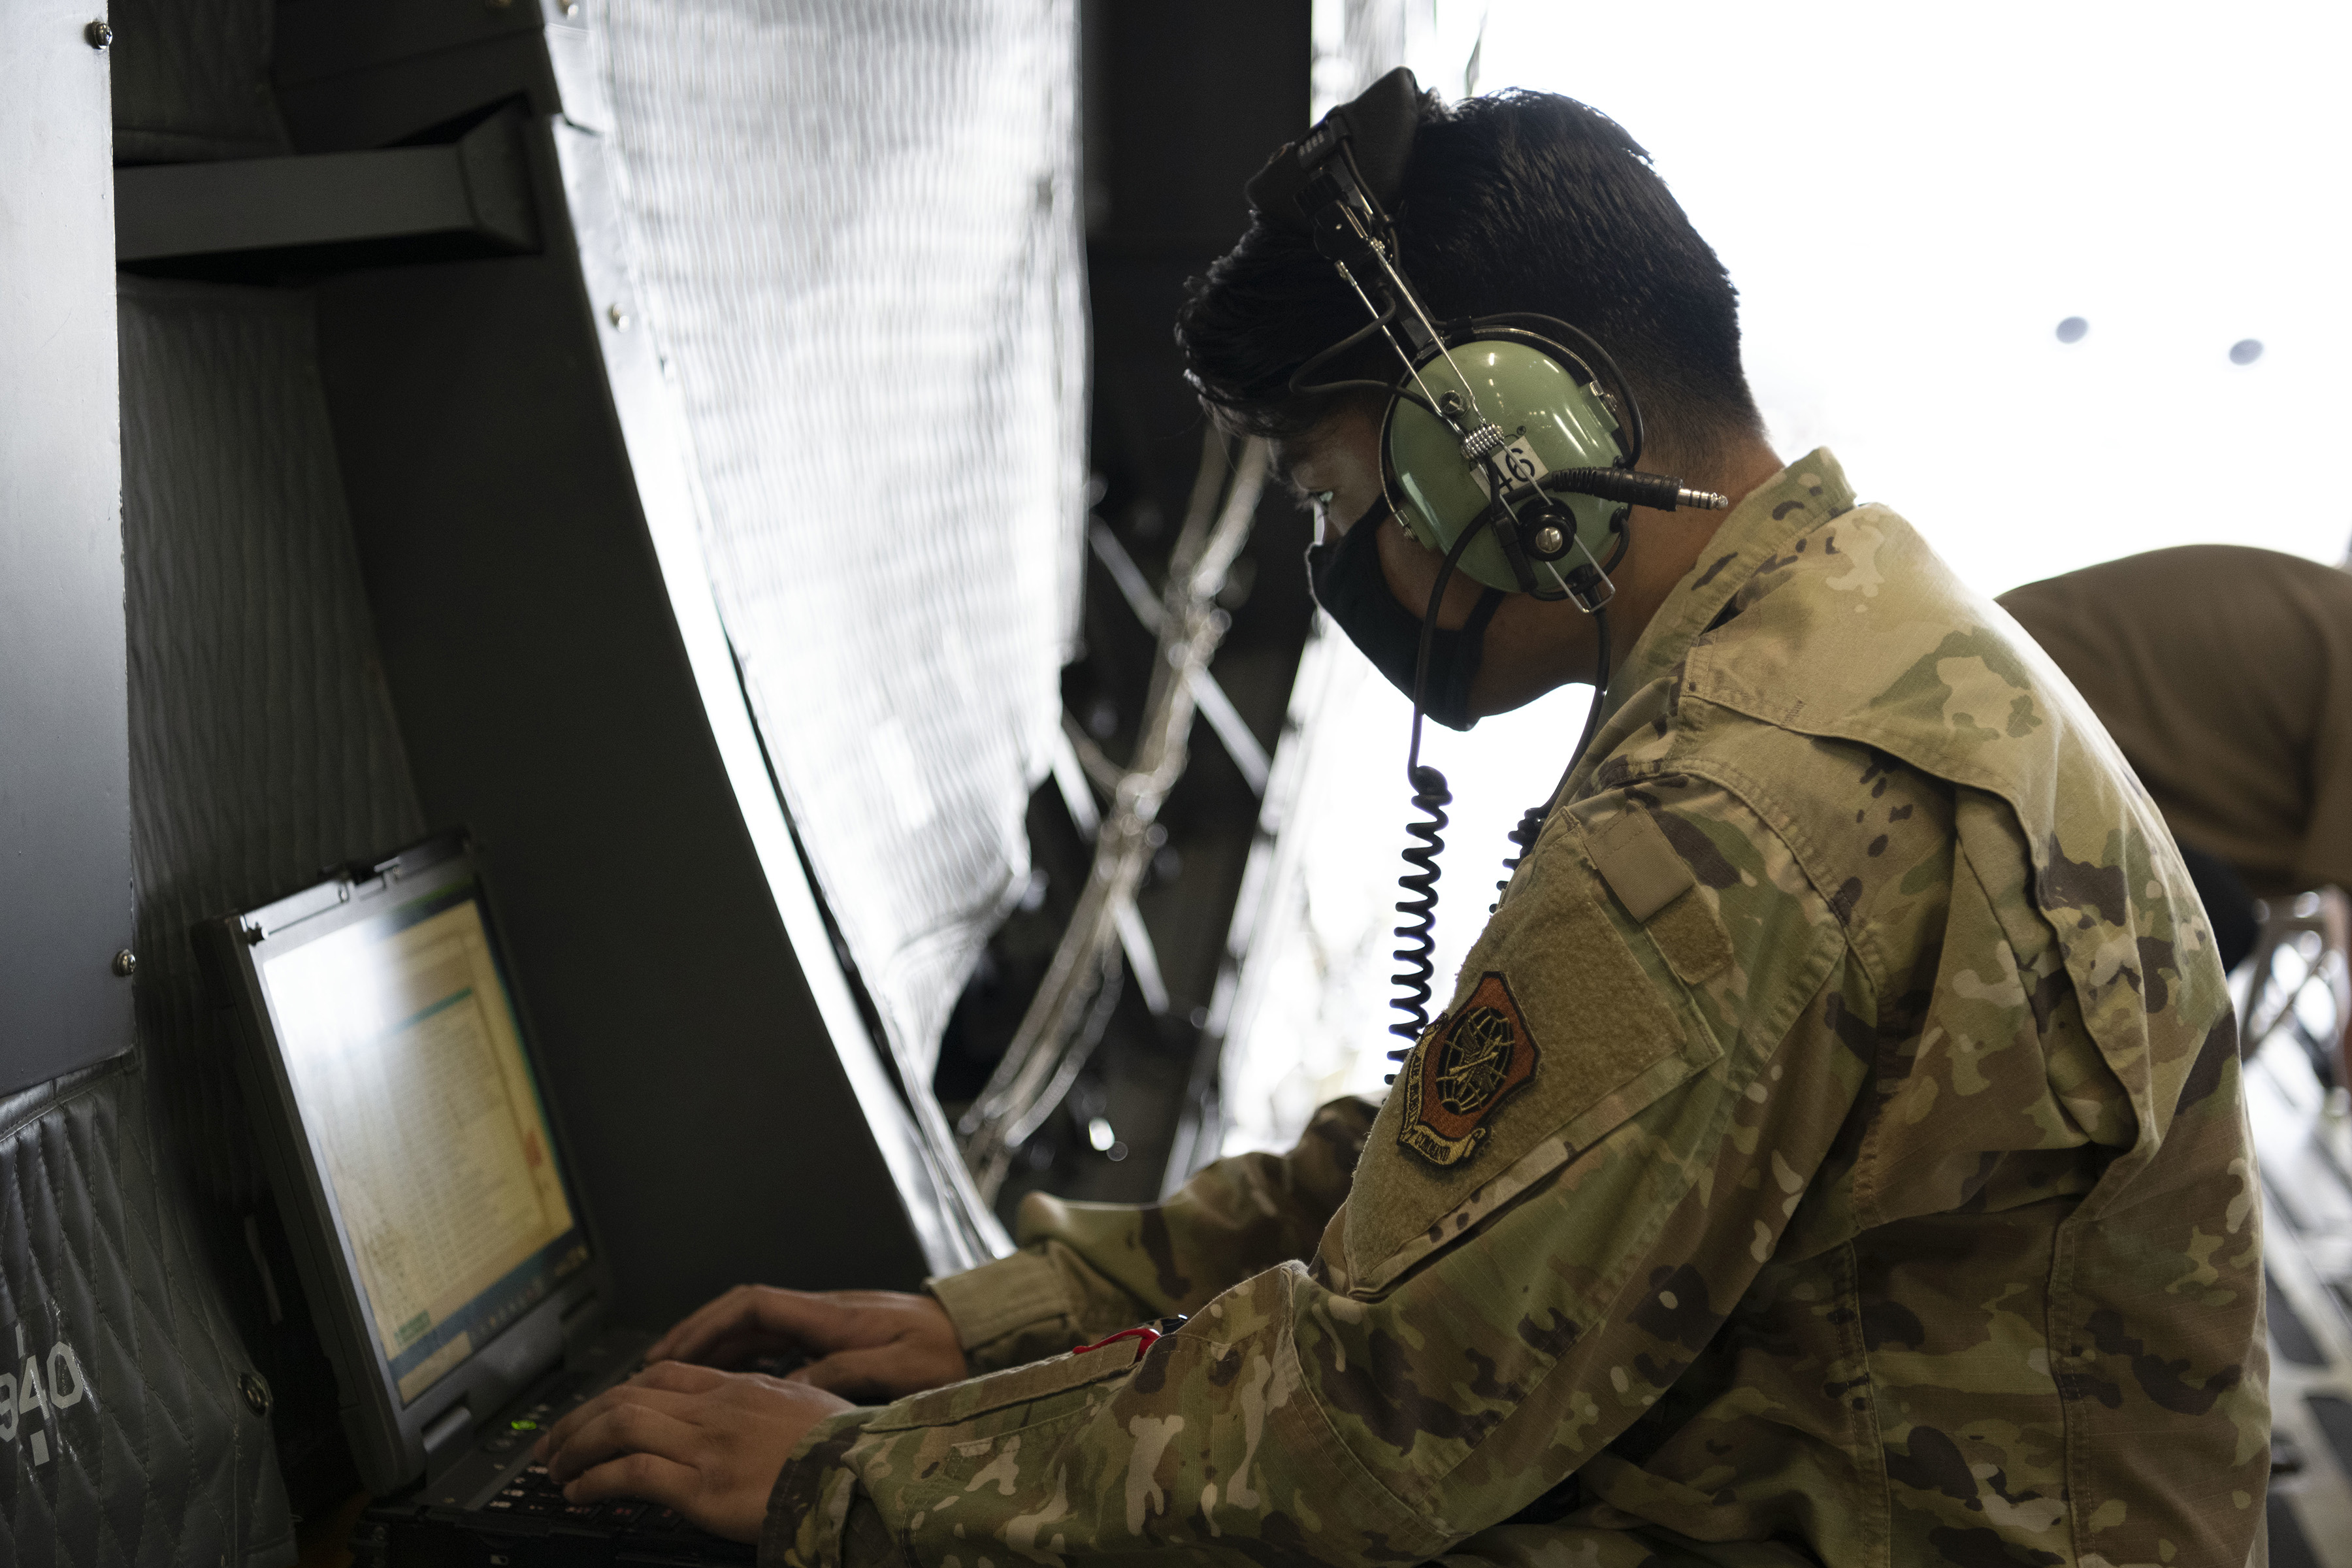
[116,108,536,264]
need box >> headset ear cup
[1378,392,1435,555]
[1468,313,1644,465]
[1384,333,1631,595]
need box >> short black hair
[1177,90,1762,458]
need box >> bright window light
[1224,1,2352,1158]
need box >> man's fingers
[543,1395,703,1483]
[632,1360,732,1396]
[538,1378,661,1460]
[533,1361,753,1464]
[745,1288,861,1347]
[788,1344,921,1399]
[534,1366,849,1546]
[645,1286,957,1381]
[647,1284,772,1364]
[647,1284,817,1363]
[563,1450,701,1513]
[704,1321,844,1371]
[650,1286,856,1365]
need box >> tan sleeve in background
[1999,545,2352,896]
[2295,634,2352,892]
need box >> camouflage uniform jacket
[765,450,2268,1568]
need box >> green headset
[1245,67,1726,613]
[1242,68,1731,1062]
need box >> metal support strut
[957,432,1269,1201]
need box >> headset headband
[1244,67,1422,236]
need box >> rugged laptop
[198,833,755,1564]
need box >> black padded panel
[110,276,433,1539]
[119,276,428,1213]
[0,1063,293,1565]
[108,0,288,163]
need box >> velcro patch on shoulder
[1586,805,1733,985]
[1343,830,1714,1290]
[1586,804,1693,921]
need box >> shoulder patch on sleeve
[1587,806,1734,985]
[1398,972,1539,1167]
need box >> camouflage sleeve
[928,1097,1377,1373]
[763,785,1869,1568]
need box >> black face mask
[1305,502,1505,732]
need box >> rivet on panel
[112,948,137,977]
[608,304,632,331]
[85,19,112,48]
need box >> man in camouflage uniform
[539,87,2267,1568]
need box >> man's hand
[649,1286,968,1401]
[534,1362,851,1542]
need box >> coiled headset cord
[1386,523,1612,1082]
[1498,610,1610,906]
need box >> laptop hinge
[421,1401,474,1484]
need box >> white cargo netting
[596,1,1086,1098]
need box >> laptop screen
[257,877,589,1405]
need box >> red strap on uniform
[1073,1325,1159,1360]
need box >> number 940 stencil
[3,1321,90,1467]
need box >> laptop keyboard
[484,1460,627,1524]
[482,1460,706,1537]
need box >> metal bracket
[1546,532,1617,614]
